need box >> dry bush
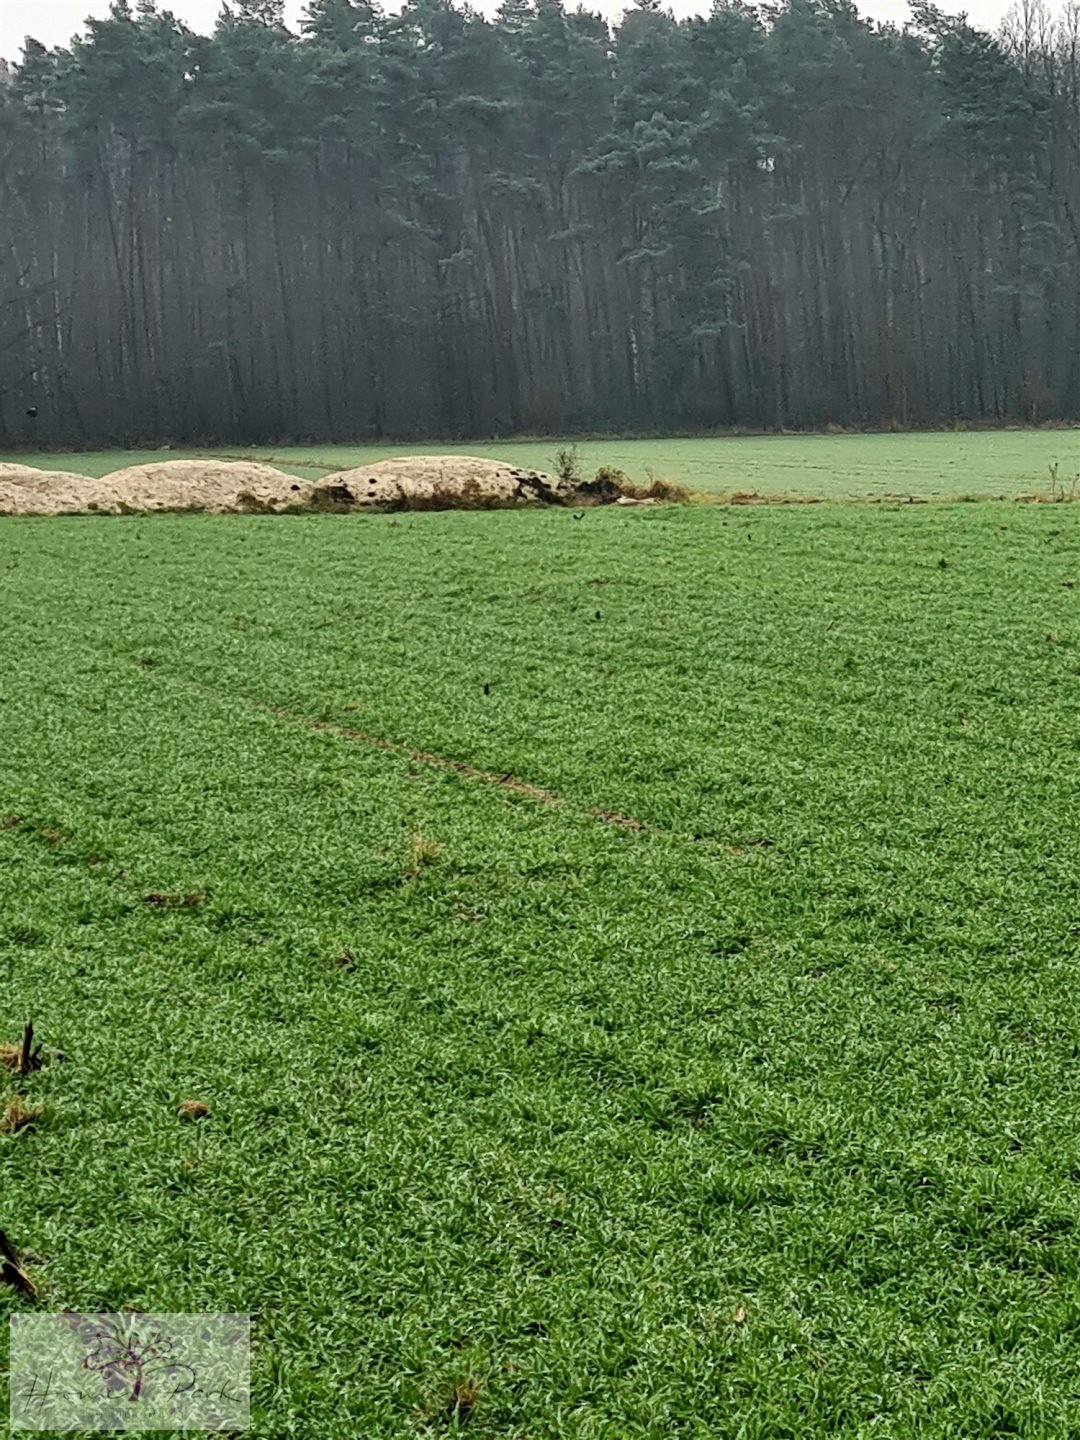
[617,474,691,503]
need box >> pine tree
[2,0,1079,444]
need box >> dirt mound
[0,465,102,514]
[0,458,309,515]
[0,464,96,497]
[0,463,93,487]
[97,460,308,513]
[0,454,682,516]
[314,456,574,510]
[0,481,56,514]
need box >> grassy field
[6,426,1080,498]
[3,501,1080,1436]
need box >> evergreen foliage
[0,0,1076,444]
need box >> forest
[0,0,1078,446]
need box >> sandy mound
[314,456,574,510]
[0,459,310,515]
[0,463,92,487]
[0,454,672,516]
[0,481,63,515]
[98,460,309,513]
[0,463,95,493]
[0,465,102,514]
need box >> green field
[7,427,1080,498]
[3,502,1080,1436]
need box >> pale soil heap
[0,454,646,515]
[0,460,310,515]
[315,455,575,509]
[0,463,97,515]
[0,463,95,490]
[85,460,310,513]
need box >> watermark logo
[9,1313,250,1431]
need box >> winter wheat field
[3,433,1080,1437]
[6,427,1080,499]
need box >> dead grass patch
[143,891,207,909]
[0,1096,43,1134]
[406,832,443,878]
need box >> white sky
[0,0,1012,61]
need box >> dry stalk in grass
[444,1377,483,1423]
[0,1022,44,1076]
[0,1228,37,1298]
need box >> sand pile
[0,464,100,516]
[0,463,96,491]
[0,454,664,515]
[89,460,309,514]
[0,481,62,515]
[0,460,310,516]
[314,456,575,510]
[0,463,98,515]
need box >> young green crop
[6,427,1080,497]
[2,503,1080,1437]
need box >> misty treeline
[1,0,1079,446]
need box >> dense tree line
[1,0,1079,446]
